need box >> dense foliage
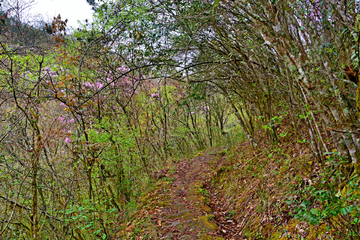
[0,0,359,239]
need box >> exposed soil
[146,151,244,239]
[114,150,244,239]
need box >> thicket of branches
[0,0,359,239]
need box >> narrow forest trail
[116,150,241,239]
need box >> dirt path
[115,151,241,239]
[149,153,223,239]
[141,151,241,239]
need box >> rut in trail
[118,150,241,240]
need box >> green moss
[201,205,212,212]
[279,165,289,173]
[190,182,204,193]
[194,151,204,157]
[140,193,150,203]
[200,235,225,240]
[198,214,218,231]
[168,211,192,220]
[157,200,170,207]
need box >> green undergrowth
[114,136,360,239]
[211,136,360,239]
[114,177,173,239]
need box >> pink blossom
[95,82,104,89]
[85,82,95,88]
[151,94,160,98]
[118,66,130,72]
[50,72,58,77]
[68,119,75,123]
[58,116,66,122]
[65,137,71,143]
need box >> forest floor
[115,149,242,239]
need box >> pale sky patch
[29,0,93,29]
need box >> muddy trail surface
[116,151,242,239]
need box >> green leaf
[213,0,220,8]
[340,206,352,215]
[279,132,288,138]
